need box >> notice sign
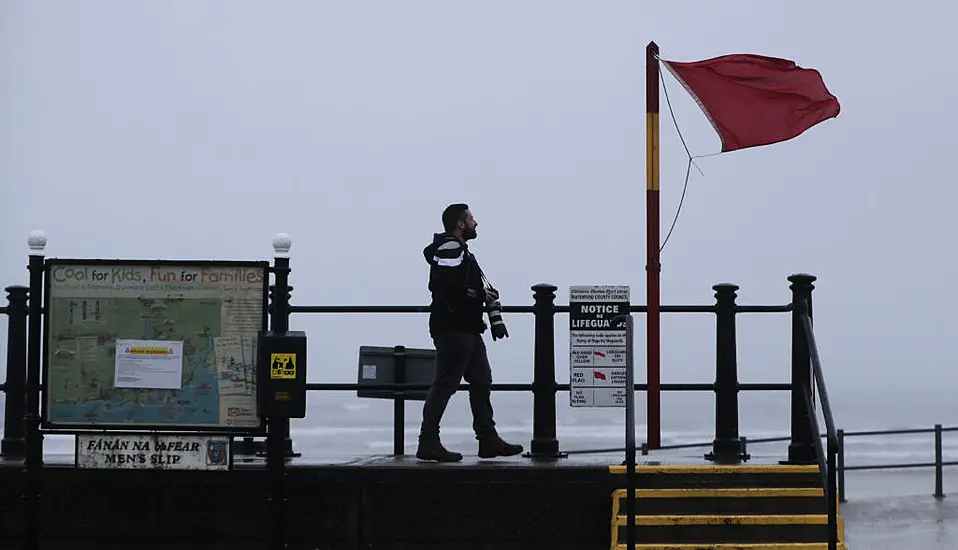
[569,285,630,408]
[114,339,184,390]
[76,433,232,471]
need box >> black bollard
[1,286,28,459]
[784,273,817,465]
[527,283,565,460]
[267,233,296,550]
[22,231,46,550]
[269,249,299,459]
[705,283,748,463]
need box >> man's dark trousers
[419,331,496,443]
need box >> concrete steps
[609,465,846,550]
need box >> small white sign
[114,339,184,389]
[362,364,377,380]
[76,433,231,471]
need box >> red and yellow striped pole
[645,41,661,450]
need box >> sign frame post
[612,313,637,550]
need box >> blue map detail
[47,301,222,426]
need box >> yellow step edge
[614,544,848,550]
[610,515,846,545]
[609,464,821,475]
[615,514,833,526]
[609,488,840,518]
[612,487,826,498]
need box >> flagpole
[645,41,661,450]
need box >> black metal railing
[226,278,801,462]
[562,427,957,512]
[0,239,841,549]
[1,261,816,466]
[568,426,958,507]
[266,282,799,464]
[7,269,948,502]
[836,424,957,501]
[0,258,823,466]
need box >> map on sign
[42,261,268,431]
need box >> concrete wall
[0,462,617,549]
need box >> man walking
[416,203,524,462]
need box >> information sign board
[42,259,269,432]
[569,285,630,407]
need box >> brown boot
[416,440,463,462]
[478,435,524,458]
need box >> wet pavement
[831,466,958,549]
[842,492,958,548]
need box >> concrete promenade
[1,448,624,550]
[4,443,957,548]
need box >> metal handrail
[286,303,790,314]
[800,307,839,550]
[302,382,791,392]
[803,314,837,448]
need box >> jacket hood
[423,232,464,265]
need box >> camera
[485,287,509,341]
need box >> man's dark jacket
[423,232,487,338]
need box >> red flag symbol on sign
[661,53,839,152]
[594,371,606,380]
[593,351,606,358]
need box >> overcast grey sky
[1,0,956,415]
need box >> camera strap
[476,264,494,290]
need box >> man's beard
[463,227,477,240]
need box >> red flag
[593,370,607,380]
[661,53,839,152]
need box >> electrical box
[356,345,437,401]
[259,330,307,418]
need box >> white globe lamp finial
[272,233,292,258]
[27,230,47,255]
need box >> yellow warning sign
[269,353,297,379]
[129,346,172,356]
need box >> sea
[1,387,956,548]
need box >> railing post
[706,283,748,464]
[784,273,817,465]
[267,233,293,550]
[527,283,564,460]
[22,230,46,550]
[270,234,299,459]
[837,429,846,503]
[392,345,407,456]
[1,285,28,459]
[934,423,944,499]
[826,433,839,550]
